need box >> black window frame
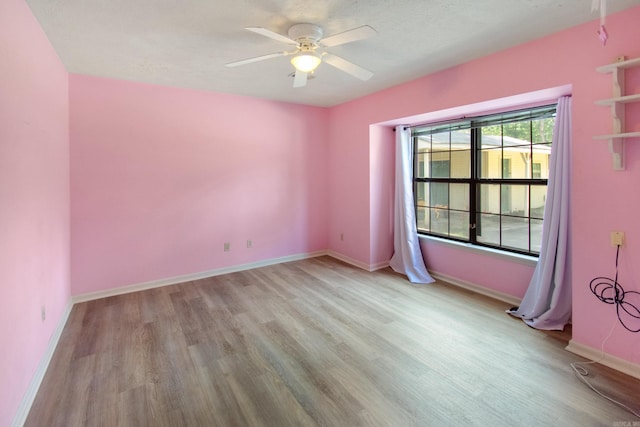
[412,104,556,257]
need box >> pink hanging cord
[592,0,608,46]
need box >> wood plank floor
[26,256,640,426]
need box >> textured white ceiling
[25,0,640,107]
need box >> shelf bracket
[608,137,624,170]
[608,67,625,170]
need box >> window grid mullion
[500,124,504,248]
[470,126,478,245]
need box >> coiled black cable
[589,245,640,333]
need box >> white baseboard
[72,251,329,303]
[327,254,523,307]
[11,301,73,427]
[326,251,388,272]
[369,260,391,271]
[72,251,392,305]
[325,251,370,271]
[429,271,522,307]
[565,340,640,380]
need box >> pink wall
[3,4,640,425]
[0,1,70,425]
[70,75,329,295]
[328,6,640,364]
[421,240,537,297]
[326,105,373,263]
[369,125,395,267]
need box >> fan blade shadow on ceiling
[322,53,373,81]
[320,25,377,47]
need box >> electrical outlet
[247,240,252,248]
[610,231,624,247]
[41,305,46,322]
[224,242,230,252]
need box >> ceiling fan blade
[246,27,297,45]
[293,71,308,88]
[322,53,373,81]
[320,25,376,47]
[225,52,286,67]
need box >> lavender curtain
[508,96,572,330]
[389,126,435,284]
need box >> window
[413,105,556,256]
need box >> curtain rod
[393,117,467,131]
[391,99,565,132]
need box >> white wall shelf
[593,131,640,140]
[594,56,640,170]
[596,56,640,73]
[595,94,640,106]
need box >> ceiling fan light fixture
[290,52,321,72]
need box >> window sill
[418,234,539,267]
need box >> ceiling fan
[225,23,376,88]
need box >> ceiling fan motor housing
[288,23,323,44]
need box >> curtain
[508,96,572,330]
[389,126,435,284]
